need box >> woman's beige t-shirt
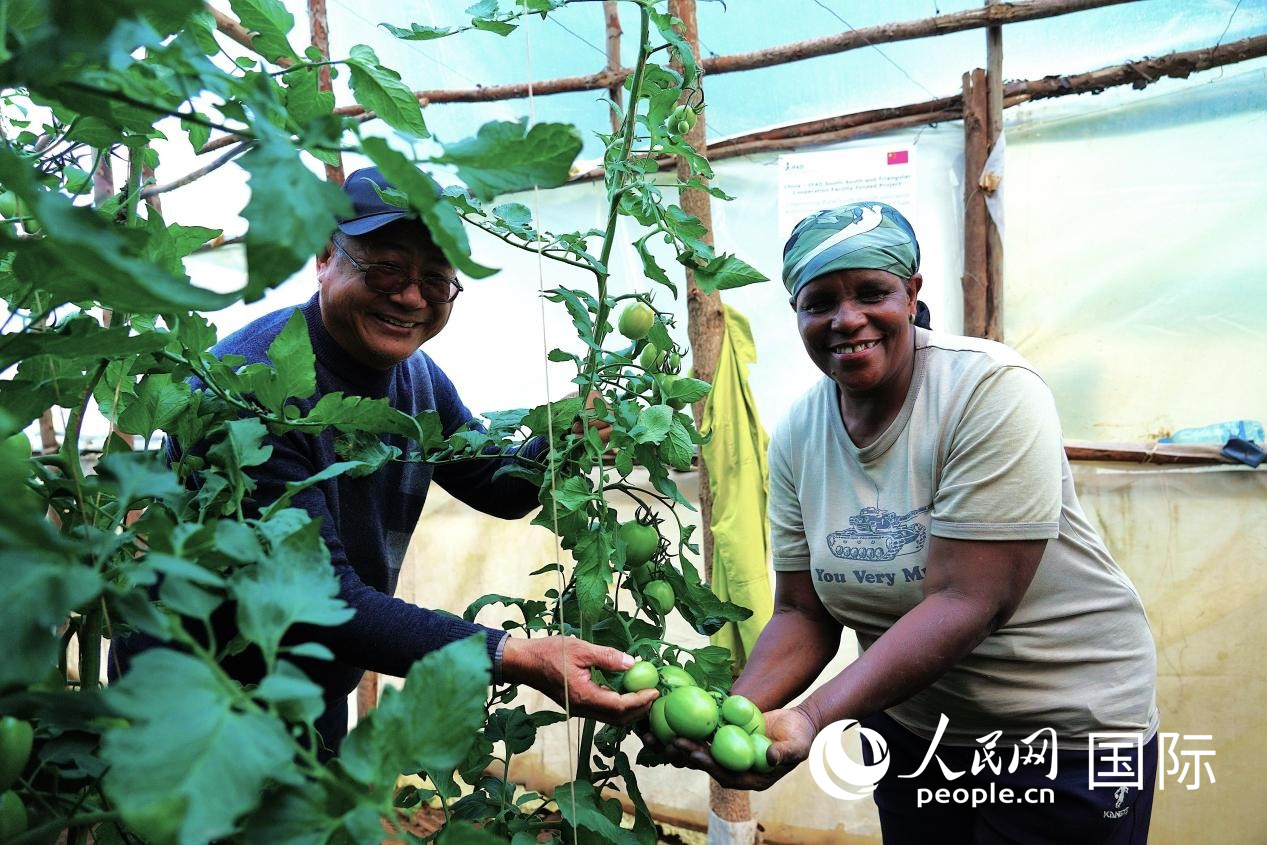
[770,328,1158,745]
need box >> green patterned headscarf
[782,201,921,301]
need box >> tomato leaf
[228,0,300,63]
[346,44,428,139]
[573,525,613,619]
[555,779,639,844]
[340,635,490,785]
[203,418,272,516]
[252,310,317,415]
[0,151,235,313]
[115,374,195,443]
[101,649,295,845]
[240,126,352,303]
[630,404,673,445]
[649,9,697,88]
[0,529,102,691]
[693,253,768,294]
[96,452,185,511]
[252,660,325,724]
[658,418,695,471]
[437,120,582,203]
[485,706,565,756]
[381,22,456,41]
[232,517,354,670]
[634,233,676,297]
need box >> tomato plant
[0,0,767,842]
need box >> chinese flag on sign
[887,150,909,165]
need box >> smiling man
[117,167,655,758]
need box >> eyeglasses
[330,238,463,304]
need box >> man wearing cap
[128,167,656,757]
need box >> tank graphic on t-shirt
[826,505,929,562]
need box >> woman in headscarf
[665,202,1158,844]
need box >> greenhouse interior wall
[378,62,1267,844]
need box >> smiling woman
[793,268,921,445]
[661,200,1160,845]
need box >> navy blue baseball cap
[336,166,417,236]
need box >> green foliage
[101,650,297,845]
[0,0,767,841]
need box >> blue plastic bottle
[1159,419,1265,445]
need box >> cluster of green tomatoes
[663,104,699,138]
[617,517,675,617]
[0,716,34,840]
[619,661,772,774]
[616,301,688,409]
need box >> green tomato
[0,433,31,464]
[0,718,33,792]
[709,724,756,772]
[742,709,766,736]
[658,665,697,690]
[0,192,17,220]
[621,660,659,692]
[665,105,698,136]
[720,694,758,728]
[618,520,659,567]
[643,579,675,616]
[0,791,26,841]
[749,733,774,773]
[629,561,656,587]
[649,697,676,744]
[663,686,718,741]
[617,301,655,341]
[639,342,665,373]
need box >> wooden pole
[603,1,624,136]
[961,69,990,339]
[665,0,751,835]
[308,0,344,184]
[984,1,1005,340]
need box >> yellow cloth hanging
[701,305,773,671]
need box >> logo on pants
[809,720,891,800]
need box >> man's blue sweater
[182,294,542,749]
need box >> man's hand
[501,636,657,724]
[644,706,818,790]
[567,391,613,446]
